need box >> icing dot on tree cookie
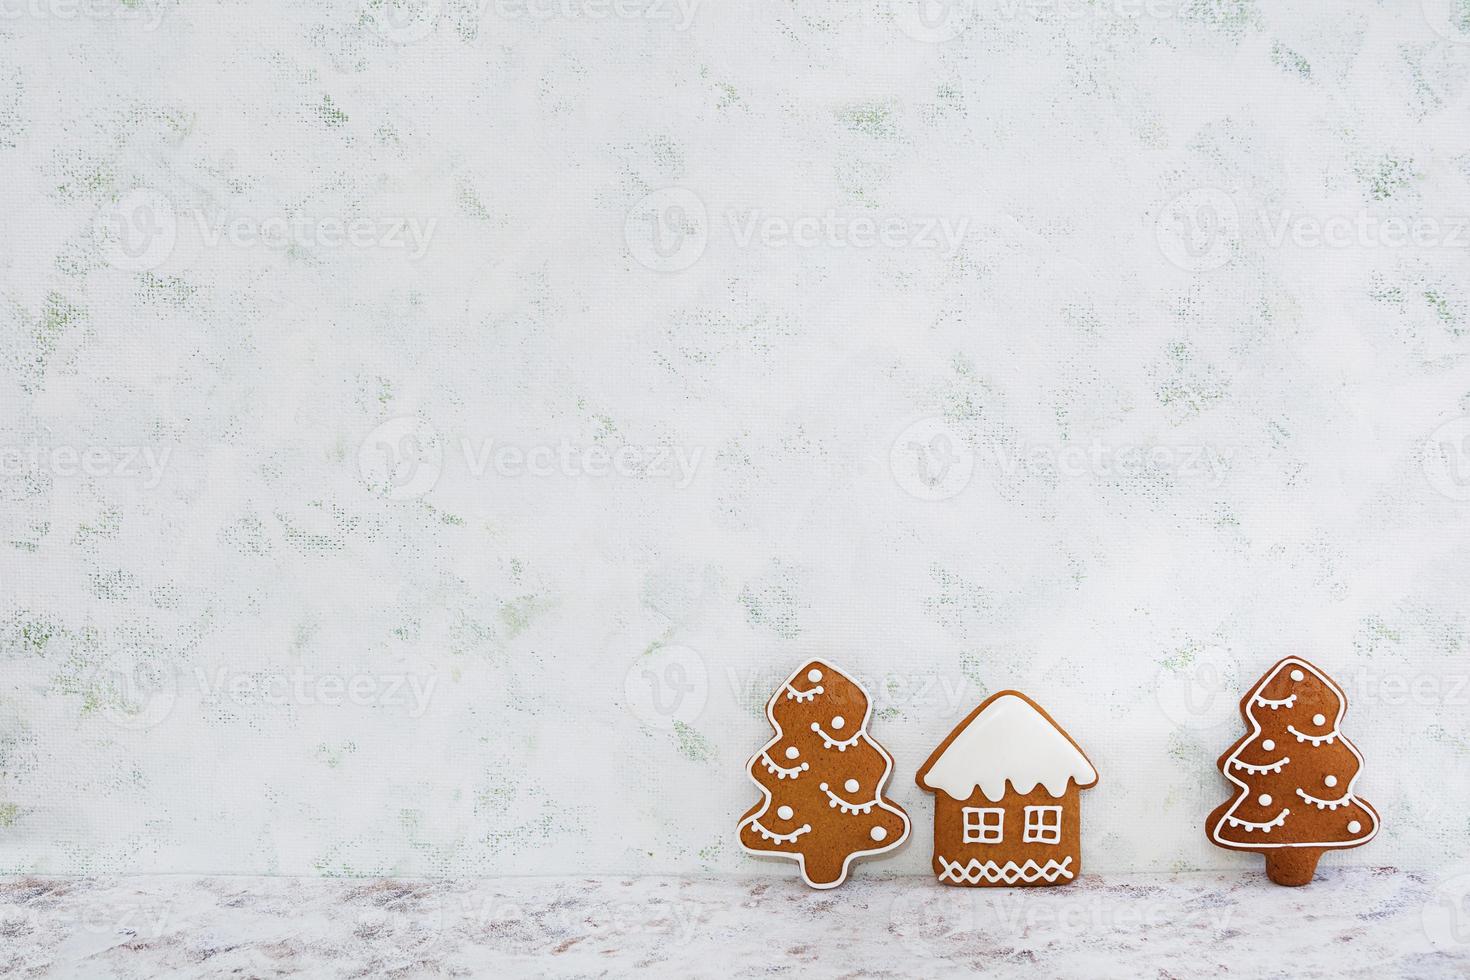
[844,778,860,793]
[870,827,887,842]
[1207,657,1378,887]
[742,661,910,888]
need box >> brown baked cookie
[915,691,1098,887]
[737,660,909,888]
[1206,656,1379,886]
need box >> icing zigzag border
[937,855,1074,885]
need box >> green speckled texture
[0,1,1467,882]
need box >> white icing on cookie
[1210,657,1378,849]
[739,661,912,889]
[937,856,1074,885]
[748,819,811,844]
[810,722,861,751]
[1231,756,1288,775]
[918,693,1097,803]
[819,782,877,815]
[1294,788,1353,810]
[1223,809,1289,833]
[759,752,809,780]
[1286,725,1338,746]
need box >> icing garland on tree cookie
[736,661,910,888]
[1206,657,1379,886]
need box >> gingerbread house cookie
[916,691,1098,887]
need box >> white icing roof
[919,693,1098,803]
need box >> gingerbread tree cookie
[737,660,909,888]
[1206,657,1379,886]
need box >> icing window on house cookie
[1022,805,1063,844]
[961,807,1004,844]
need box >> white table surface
[2,868,1464,977]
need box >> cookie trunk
[1265,849,1322,886]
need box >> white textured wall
[2,0,1469,878]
